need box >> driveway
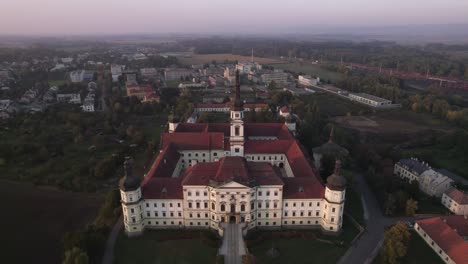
[219,223,245,264]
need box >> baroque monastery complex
[119,71,347,236]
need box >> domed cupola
[119,156,141,191]
[326,160,347,191]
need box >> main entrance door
[229,215,236,223]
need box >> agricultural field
[0,180,103,264]
[179,53,284,65]
[271,63,346,83]
[333,110,453,135]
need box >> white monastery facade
[119,71,347,237]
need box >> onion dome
[119,157,141,191]
[326,160,347,191]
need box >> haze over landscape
[1,0,468,36]
[2,1,468,264]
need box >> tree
[380,222,411,264]
[405,198,418,216]
[268,80,278,90]
[62,247,89,264]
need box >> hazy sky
[1,0,468,35]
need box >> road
[102,216,123,264]
[219,223,245,264]
[339,173,444,264]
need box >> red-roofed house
[415,216,468,264]
[119,75,346,237]
[279,106,290,118]
[442,188,468,215]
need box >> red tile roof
[283,177,325,199]
[142,177,183,199]
[161,132,225,150]
[416,216,468,264]
[175,123,293,140]
[445,188,468,205]
[194,102,268,110]
[144,143,180,181]
[182,157,283,187]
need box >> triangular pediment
[219,181,249,189]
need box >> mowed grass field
[248,216,360,264]
[114,230,218,264]
[0,180,103,264]
[179,53,284,65]
[271,63,346,83]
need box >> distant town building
[441,188,468,215]
[61,57,74,64]
[415,216,468,264]
[298,75,319,86]
[194,103,268,113]
[126,84,154,100]
[69,70,94,83]
[235,62,261,74]
[143,92,160,103]
[261,71,288,86]
[111,64,124,82]
[57,93,81,104]
[164,68,193,81]
[348,93,392,108]
[140,68,159,79]
[81,92,95,112]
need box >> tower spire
[232,70,243,111]
[251,48,254,63]
[328,125,335,143]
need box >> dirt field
[333,110,453,134]
[0,180,103,264]
[179,53,284,65]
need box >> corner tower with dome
[119,77,348,236]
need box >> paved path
[339,173,445,264]
[102,216,123,264]
[219,223,245,264]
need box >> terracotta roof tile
[416,216,468,264]
[445,188,468,205]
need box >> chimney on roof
[164,159,167,164]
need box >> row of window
[181,152,219,157]
[284,211,320,217]
[285,202,321,207]
[145,202,181,208]
[246,155,284,161]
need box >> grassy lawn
[248,216,360,264]
[300,93,369,117]
[417,194,449,215]
[345,187,365,225]
[401,231,444,264]
[272,63,345,83]
[114,230,218,264]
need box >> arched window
[241,204,245,212]
[221,204,225,212]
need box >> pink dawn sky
[1,0,468,35]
